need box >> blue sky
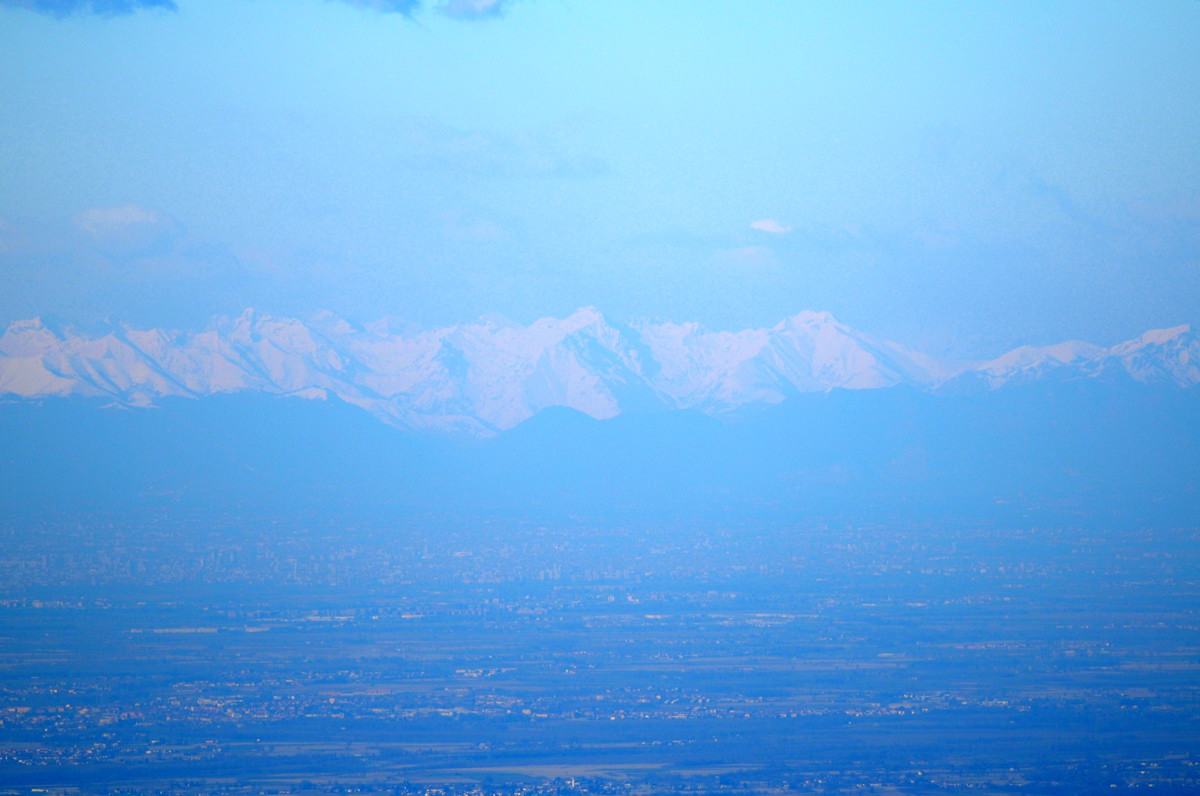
[1,0,1198,355]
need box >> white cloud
[750,218,792,235]
[331,0,420,16]
[329,0,513,19]
[439,0,510,19]
[76,205,163,237]
[74,204,180,258]
[0,0,176,17]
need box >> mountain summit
[1,311,1195,435]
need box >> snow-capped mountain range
[1,308,1195,436]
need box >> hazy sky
[2,0,1198,355]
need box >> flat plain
[0,514,1197,795]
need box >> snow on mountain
[0,319,194,405]
[0,319,83,397]
[398,307,661,433]
[634,311,961,412]
[1105,325,1199,387]
[945,339,1106,391]
[0,310,1194,435]
[942,324,1198,392]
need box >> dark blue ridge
[1,381,1197,526]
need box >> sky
[1,0,1198,356]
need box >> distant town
[0,513,1196,794]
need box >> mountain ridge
[4,382,1196,525]
[1,310,1195,435]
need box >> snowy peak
[966,340,1104,389]
[0,317,63,358]
[944,324,1199,391]
[1106,324,1198,387]
[432,306,655,431]
[1125,324,1191,348]
[553,305,608,333]
[627,311,958,413]
[774,309,838,334]
[0,309,1195,435]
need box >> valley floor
[0,515,1197,795]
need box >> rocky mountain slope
[1,309,1195,435]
